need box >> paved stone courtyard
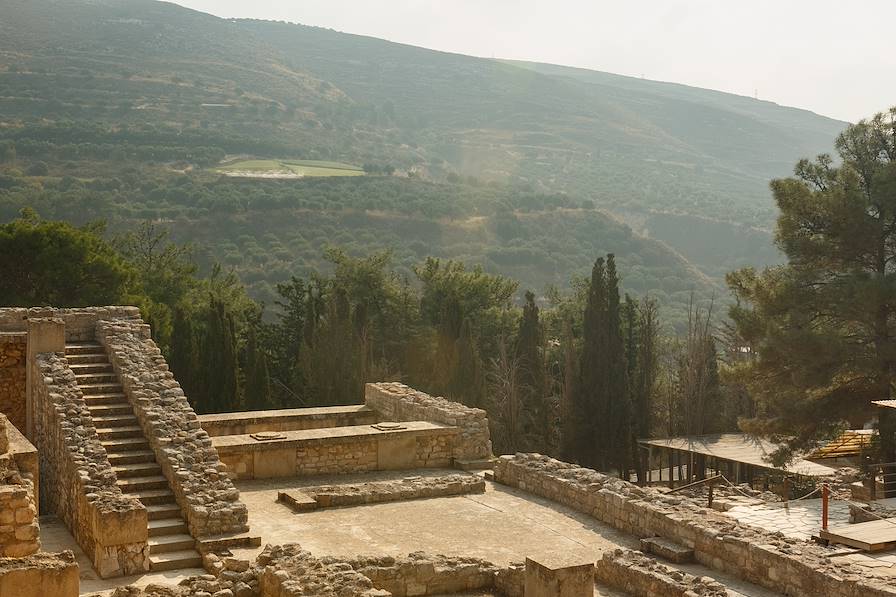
[725,498,851,539]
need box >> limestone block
[0,551,79,597]
[524,558,593,597]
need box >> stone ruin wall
[0,334,26,432]
[32,350,149,578]
[102,544,525,597]
[0,307,142,339]
[365,382,493,461]
[0,413,39,558]
[95,318,249,538]
[495,453,896,597]
[596,549,727,597]
[0,550,79,597]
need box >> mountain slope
[0,0,851,323]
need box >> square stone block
[254,447,297,478]
[525,558,594,597]
[377,434,417,470]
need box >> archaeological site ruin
[2,306,896,597]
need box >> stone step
[92,414,139,428]
[78,382,124,395]
[113,462,162,478]
[68,363,113,375]
[116,475,169,492]
[65,353,108,365]
[639,537,695,564]
[73,372,117,385]
[101,437,150,452]
[145,503,183,521]
[87,404,134,417]
[131,489,176,506]
[148,534,195,554]
[65,343,104,355]
[149,549,202,572]
[96,425,144,440]
[107,450,156,466]
[148,518,188,537]
[83,393,128,405]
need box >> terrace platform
[198,405,377,436]
[212,421,459,480]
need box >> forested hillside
[0,0,846,323]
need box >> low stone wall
[93,545,525,597]
[0,550,79,597]
[495,453,896,597]
[346,552,499,597]
[278,474,485,511]
[33,353,149,578]
[0,414,39,557]
[199,406,379,437]
[0,307,141,341]
[0,334,27,432]
[95,318,249,538]
[596,549,727,597]
[365,383,492,461]
[215,423,458,480]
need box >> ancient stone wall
[0,414,39,558]
[495,453,896,597]
[216,423,457,481]
[199,406,378,437]
[0,550,79,597]
[595,549,727,597]
[0,307,140,340]
[365,383,492,461]
[0,334,26,431]
[32,353,149,578]
[95,318,249,538]
[277,473,485,511]
[346,553,500,597]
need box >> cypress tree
[170,306,197,401]
[516,290,546,452]
[244,325,272,411]
[605,254,630,476]
[576,257,607,469]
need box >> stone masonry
[596,549,727,597]
[495,453,896,597]
[0,414,39,557]
[0,334,26,432]
[95,318,249,538]
[365,382,493,461]
[33,352,149,577]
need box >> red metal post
[822,484,829,531]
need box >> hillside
[0,0,849,324]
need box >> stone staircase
[65,342,202,572]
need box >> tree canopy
[727,107,896,460]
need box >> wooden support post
[822,484,829,531]
[668,448,675,489]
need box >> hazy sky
[174,0,895,123]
